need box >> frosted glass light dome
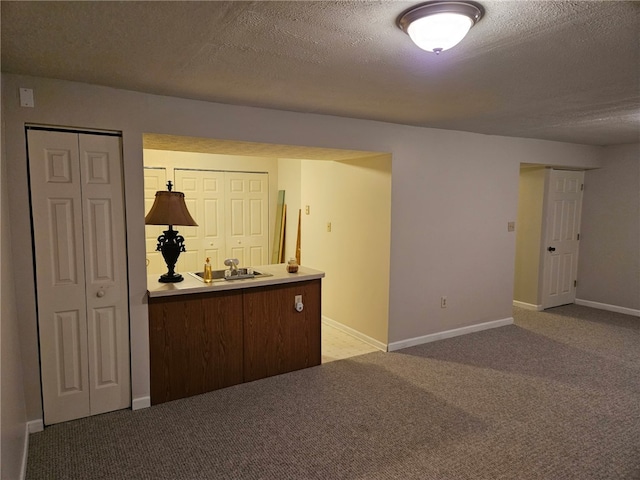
[398,1,484,54]
[407,12,474,53]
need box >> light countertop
[147,264,325,298]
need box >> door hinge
[577,233,580,240]
[581,183,584,191]
[574,280,577,288]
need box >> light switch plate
[507,221,515,232]
[19,88,34,108]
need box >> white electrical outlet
[441,296,447,308]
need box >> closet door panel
[79,134,131,415]
[224,172,269,267]
[143,167,168,274]
[28,130,91,425]
[174,169,226,271]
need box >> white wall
[300,156,392,344]
[2,73,602,421]
[514,166,546,307]
[578,144,640,311]
[1,97,28,479]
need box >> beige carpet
[27,305,640,479]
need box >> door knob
[97,290,105,298]
[548,246,556,252]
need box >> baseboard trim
[388,317,514,352]
[20,423,30,480]
[322,316,387,352]
[575,299,640,317]
[513,300,543,311]
[132,396,151,410]
[27,419,44,433]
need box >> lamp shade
[144,191,198,226]
[398,1,483,54]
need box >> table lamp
[144,181,198,283]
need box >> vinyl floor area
[321,322,380,363]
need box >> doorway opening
[142,134,392,358]
[514,165,585,311]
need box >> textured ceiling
[2,1,639,146]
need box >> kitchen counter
[147,263,325,298]
[147,263,324,405]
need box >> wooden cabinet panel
[149,290,244,405]
[149,279,322,404]
[243,280,321,382]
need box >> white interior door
[541,169,584,309]
[29,131,90,425]
[79,134,130,416]
[225,172,269,266]
[174,169,226,270]
[28,129,130,425]
[143,167,167,275]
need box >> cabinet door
[243,280,321,382]
[149,291,244,405]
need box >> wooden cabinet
[149,290,244,405]
[148,279,321,404]
[243,280,321,382]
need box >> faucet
[224,258,239,276]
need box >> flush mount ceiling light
[397,1,484,54]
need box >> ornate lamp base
[158,272,184,283]
[156,226,186,283]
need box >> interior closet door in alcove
[225,171,269,267]
[172,169,269,271]
[174,169,226,271]
[28,129,130,425]
[144,167,168,275]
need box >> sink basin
[190,268,272,282]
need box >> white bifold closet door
[143,167,168,275]
[28,129,130,425]
[169,169,269,272]
[224,171,269,268]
